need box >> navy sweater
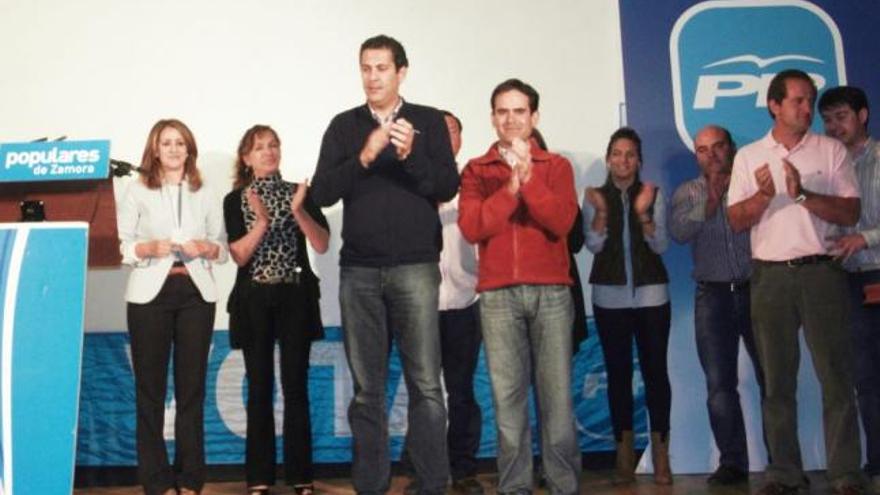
[310,101,459,267]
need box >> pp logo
[670,0,846,150]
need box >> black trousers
[241,282,313,486]
[127,275,215,495]
[401,302,483,480]
[440,303,483,479]
[593,303,671,441]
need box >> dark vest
[588,178,668,286]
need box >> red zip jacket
[458,142,577,292]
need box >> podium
[0,223,88,494]
[0,139,116,494]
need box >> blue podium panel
[0,223,88,495]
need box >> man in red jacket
[458,79,581,494]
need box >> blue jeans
[402,302,483,480]
[339,263,448,495]
[694,281,765,471]
[848,270,880,476]
[480,285,581,495]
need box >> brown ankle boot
[615,430,636,483]
[651,432,673,485]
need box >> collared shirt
[438,196,479,310]
[728,130,860,261]
[583,188,669,309]
[368,97,404,127]
[669,175,751,282]
[846,137,880,271]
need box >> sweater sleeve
[223,190,247,243]
[457,162,519,243]
[310,115,368,207]
[400,110,460,202]
[519,155,578,237]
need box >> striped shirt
[669,176,751,282]
[846,137,880,272]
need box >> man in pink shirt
[727,69,865,495]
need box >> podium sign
[0,223,88,494]
[0,141,110,182]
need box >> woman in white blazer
[118,118,227,495]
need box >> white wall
[0,0,625,331]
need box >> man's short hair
[490,78,539,112]
[766,69,817,119]
[442,110,462,132]
[360,34,408,70]
[818,86,870,127]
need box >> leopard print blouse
[241,173,301,283]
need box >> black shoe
[707,465,748,485]
[451,477,485,495]
[755,481,800,495]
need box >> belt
[758,255,833,267]
[169,260,188,276]
[698,280,750,292]
[250,273,300,285]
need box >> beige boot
[615,430,636,483]
[651,432,673,485]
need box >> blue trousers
[339,263,449,495]
[848,270,880,476]
[694,281,765,471]
[480,285,581,495]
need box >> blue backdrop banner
[76,323,649,466]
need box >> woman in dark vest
[583,127,672,485]
[223,125,329,495]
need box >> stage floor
[73,470,838,494]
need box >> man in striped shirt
[820,86,880,492]
[669,125,765,486]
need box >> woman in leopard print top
[223,125,329,495]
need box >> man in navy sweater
[310,34,459,495]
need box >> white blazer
[118,179,228,304]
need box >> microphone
[110,159,144,177]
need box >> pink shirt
[728,130,859,261]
